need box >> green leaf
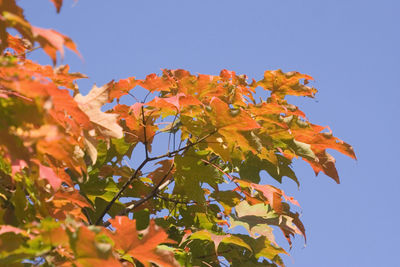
[133,209,150,230]
[239,153,298,185]
[289,139,316,160]
[111,137,131,156]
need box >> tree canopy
[0,1,355,266]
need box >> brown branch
[103,162,174,227]
[95,157,149,225]
[97,130,217,226]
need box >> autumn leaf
[72,226,120,267]
[75,84,123,139]
[256,69,316,99]
[31,26,80,65]
[108,77,137,101]
[188,230,251,254]
[39,164,62,190]
[108,216,179,267]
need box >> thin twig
[157,194,197,205]
[127,92,140,102]
[142,90,152,103]
[177,138,183,150]
[200,158,241,189]
[149,130,217,161]
[82,208,93,225]
[16,46,40,57]
[141,105,149,159]
[167,111,179,152]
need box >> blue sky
[20,0,399,266]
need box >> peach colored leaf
[39,164,62,190]
[74,84,123,151]
[0,225,28,236]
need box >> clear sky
[20,0,399,266]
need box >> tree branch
[95,157,149,225]
[97,130,217,226]
[103,162,174,227]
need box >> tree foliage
[0,1,355,266]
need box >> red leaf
[304,151,340,183]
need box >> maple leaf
[188,230,251,254]
[108,216,179,267]
[256,69,316,100]
[146,93,202,112]
[74,84,124,163]
[148,159,174,185]
[108,77,137,101]
[72,226,120,267]
[39,164,62,190]
[31,26,80,65]
[75,84,123,139]
[209,97,260,131]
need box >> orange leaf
[257,69,316,99]
[74,227,120,267]
[140,73,175,92]
[209,97,260,131]
[109,77,137,101]
[108,216,179,267]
